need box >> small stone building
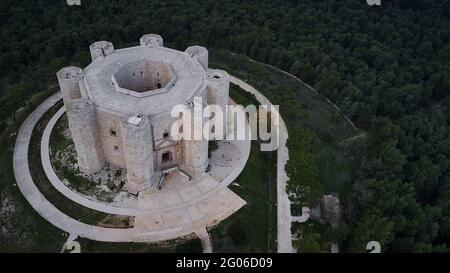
[321,195,340,228]
[56,34,229,194]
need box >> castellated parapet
[57,34,230,193]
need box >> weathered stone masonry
[57,34,229,194]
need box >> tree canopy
[0,0,449,252]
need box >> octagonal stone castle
[56,34,229,194]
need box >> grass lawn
[77,234,202,253]
[292,220,332,253]
[210,50,363,195]
[28,100,202,252]
[27,99,133,227]
[1,49,362,252]
[210,84,277,253]
[210,50,364,253]
[50,113,126,202]
[0,88,68,252]
[210,49,364,200]
[0,91,201,252]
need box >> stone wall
[58,34,217,193]
[114,61,173,92]
[66,98,105,174]
[140,34,164,47]
[155,144,183,170]
[120,114,155,194]
[150,112,183,169]
[183,139,208,176]
[89,41,114,61]
[206,69,230,138]
[182,106,209,176]
[57,66,83,111]
[96,109,126,168]
[185,46,208,71]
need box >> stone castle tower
[56,34,229,194]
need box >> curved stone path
[14,92,247,245]
[13,93,135,242]
[229,76,294,253]
[41,106,136,216]
[13,75,288,251]
[41,106,250,216]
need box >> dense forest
[0,0,449,252]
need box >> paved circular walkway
[13,75,291,250]
[13,93,134,242]
[41,106,250,216]
[229,76,294,253]
[13,92,247,243]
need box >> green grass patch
[211,143,277,253]
[49,113,124,201]
[77,234,202,253]
[0,91,202,252]
[0,89,68,252]
[292,219,348,253]
[210,84,277,253]
[27,100,133,226]
[210,50,363,252]
[210,49,365,202]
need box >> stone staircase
[196,228,213,253]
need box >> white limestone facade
[56,34,229,194]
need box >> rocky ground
[50,121,137,207]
